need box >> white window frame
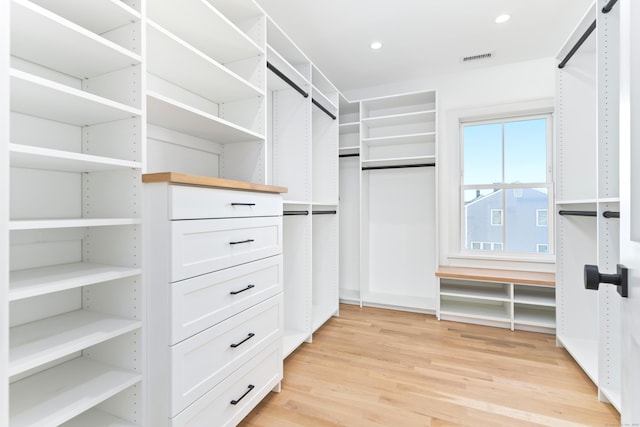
[460,113,554,256]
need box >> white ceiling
[255,0,594,96]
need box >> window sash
[460,113,553,255]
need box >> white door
[618,0,640,423]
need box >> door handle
[584,264,628,297]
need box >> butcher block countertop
[436,266,555,287]
[142,172,288,194]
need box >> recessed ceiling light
[370,41,382,50]
[495,14,510,24]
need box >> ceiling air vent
[462,52,493,63]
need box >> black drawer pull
[231,203,256,206]
[230,284,255,295]
[230,384,255,405]
[229,239,254,245]
[230,333,255,348]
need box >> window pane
[463,123,502,185]
[464,189,504,251]
[504,118,547,183]
[537,209,548,227]
[505,188,548,252]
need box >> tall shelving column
[359,90,438,311]
[8,0,145,425]
[338,95,360,305]
[596,0,621,409]
[555,3,599,387]
[265,17,313,357]
[310,65,339,332]
[1,0,9,422]
[555,1,623,411]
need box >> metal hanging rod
[558,20,596,69]
[602,0,618,13]
[558,210,597,217]
[312,98,337,120]
[266,61,309,98]
[339,153,360,158]
[283,210,309,216]
[603,211,620,218]
[312,210,337,215]
[362,163,435,171]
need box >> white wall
[344,57,556,272]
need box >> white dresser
[143,172,286,426]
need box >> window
[536,209,548,227]
[537,244,549,253]
[491,209,503,226]
[462,114,552,254]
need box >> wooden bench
[435,266,556,333]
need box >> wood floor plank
[239,304,619,426]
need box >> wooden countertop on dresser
[142,172,288,194]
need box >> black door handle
[584,264,628,297]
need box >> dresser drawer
[169,295,282,416]
[171,216,282,282]
[169,185,282,220]
[170,255,283,344]
[171,341,282,427]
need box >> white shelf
[148,0,262,65]
[266,20,309,75]
[147,20,263,105]
[557,335,599,385]
[10,357,141,427]
[599,385,622,414]
[11,0,141,79]
[513,307,555,328]
[10,69,141,126]
[513,287,555,306]
[440,299,510,322]
[60,409,138,427]
[311,86,337,113]
[339,146,359,156]
[338,289,360,303]
[10,310,141,376]
[266,45,309,93]
[283,330,309,359]
[9,262,141,301]
[9,143,141,173]
[361,110,435,129]
[338,122,359,135]
[361,155,436,169]
[29,0,140,34]
[598,197,620,203]
[555,199,598,205]
[9,218,141,231]
[440,283,510,301]
[311,303,337,332]
[147,91,264,143]
[362,132,436,146]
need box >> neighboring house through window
[461,114,553,254]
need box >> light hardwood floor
[239,304,620,427]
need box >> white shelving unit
[266,18,340,357]
[555,0,622,411]
[146,0,267,184]
[338,95,360,304]
[437,267,556,333]
[359,90,438,311]
[7,0,144,425]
